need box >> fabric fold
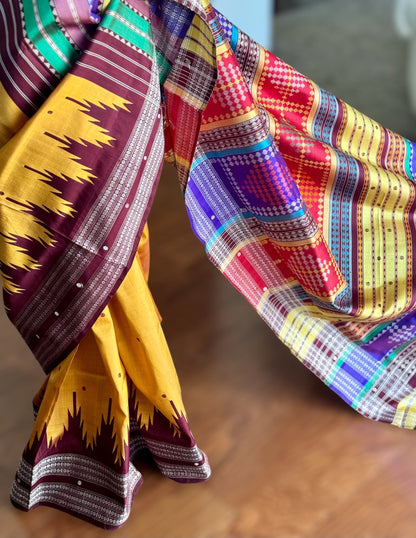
[176,6,416,425]
[0,0,166,372]
[11,225,210,529]
[4,0,416,530]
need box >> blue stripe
[204,209,307,252]
[192,138,271,168]
[206,214,242,251]
[230,25,238,51]
[340,362,368,386]
[242,209,305,222]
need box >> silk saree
[2,0,416,529]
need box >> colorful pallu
[2,0,416,529]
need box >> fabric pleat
[3,0,416,528]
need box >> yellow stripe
[219,236,267,272]
[175,154,191,169]
[183,16,216,67]
[279,305,326,359]
[305,81,321,136]
[276,233,323,249]
[393,392,416,429]
[217,42,229,56]
[164,79,207,109]
[322,146,338,242]
[337,102,383,166]
[332,100,414,319]
[360,164,413,318]
[252,44,266,96]
[0,83,28,147]
[200,107,258,131]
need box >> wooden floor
[3,165,416,538]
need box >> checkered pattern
[5,0,416,529]
[175,5,416,432]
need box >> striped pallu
[192,9,416,424]
[2,0,416,528]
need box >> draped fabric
[2,0,416,529]
[10,225,211,528]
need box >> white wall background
[211,0,274,50]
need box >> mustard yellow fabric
[30,224,187,462]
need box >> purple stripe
[0,0,59,115]
[54,0,97,50]
[340,362,367,386]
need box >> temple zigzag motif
[29,343,130,464]
[0,73,132,294]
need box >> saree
[2,0,416,529]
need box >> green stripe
[114,0,150,35]
[360,320,390,344]
[22,0,78,75]
[327,336,416,410]
[324,345,353,388]
[405,138,413,179]
[156,51,171,84]
[102,0,154,57]
[350,345,405,409]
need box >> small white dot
[125,203,130,209]
[263,287,267,292]
[77,480,82,486]
[143,155,147,161]
[35,334,40,339]
[210,215,215,220]
[103,245,108,251]
[157,113,161,119]
[237,252,241,257]
[193,462,200,466]
[76,282,83,289]
[54,311,59,316]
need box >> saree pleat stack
[2,0,416,529]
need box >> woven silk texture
[2,0,416,529]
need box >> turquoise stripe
[102,0,154,57]
[350,349,401,409]
[405,138,414,180]
[22,0,78,75]
[156,51,172,84]
[324,345,354,388]
[206,214,243,252]
[205,138,271,159]
[325,338,411,410]
[204,207,306,252]
[230,25,238,51]
[242,209,305,222]
[193,138,271,168]
[360,320,390,344]
[191,154,208,169]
